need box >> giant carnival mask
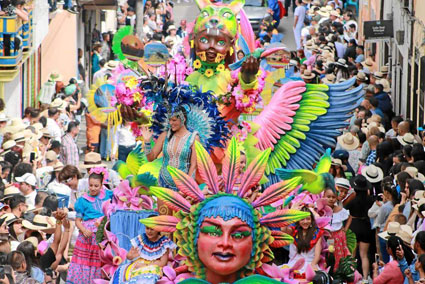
[193,0,245,64]
[140,138,309,284]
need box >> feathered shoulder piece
[140,138,310,279]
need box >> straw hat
[372,71,384,79]
[335,177,351,190]
[0,140,16,156]
[41,129,51,139]
[412,190,425,204]
[337,132,359,151]
[80,152,107,169]
[330,10,340,17]
[0,113,8,123]
[397,225,413,244]
[361,164,384,183]
[404,166,425,182]
[50,98,68,111]
[356,71,368,82]
[22,214,56,231]
[32,123,43,133]
[335,58,348,68]
[105,60,119,70]
[13,132,29,143]
[45,150,58,163]
[53,161,64,172]
[361,122,385,134]
[0,213,21,226]
[305,40,315,50]
[2,186,21,200]
[378,222,400,240]
[397,133,415,146]
[317,7,329,18]
[381,65,389,74]
[3,118,26,134]
[331,158,347,171]
[322,73,336,84]
[167,24,177,33]
[301,70,316,80]
[48,72,63,82]
[361,58,374,68]
[24,236,39,250]
[378,79,391,92]
[412,198,425,213]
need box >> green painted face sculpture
[194,0,245,39]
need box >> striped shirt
[60,133,79,166]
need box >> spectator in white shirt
[117,121,137,162]
[15,173,37,207]
[46,108,62,143]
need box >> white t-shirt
[47,118,62,142]
[24,190,37,207]
[294,5,306,28]
[118,125,136,147]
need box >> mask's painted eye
[222,11,232,18]
[200,37,208,44]
[202,10,209,17]
[217,40,225,46]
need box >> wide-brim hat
[331,158,347,171]
[335,177,351,190]
[381,65,389,74]
[48,72,63,82]
[378,78,391,92]
[167,24,176,32]
[53,161,64,172]
[80,152,107,169]
[349,174,371,191]
[3,118,26,134]
[0,213,22,226]
[335,58,348,68]
[361,122,385,134]
[322,73,336,84]
[13,132,29,143]
[337,132,359,151]
[361,164,384,183]
[330,10,340,17]
[50,98,68,111]
[93,42,102,49]
[404,166,425,182]
[373,71,384,79]
[301,70,316,80]
[413,199,425,218]
[361,58,374,68]
[22,214,56,231]
[1,186,21,200]
[356,71,368,82]
[378,221,400,240]
[397,133,415,146]
[105,60,119,70]
[40,129,51,139]
[412,190,425,204]
[0,140,17,156]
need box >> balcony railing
[0,10,33,68]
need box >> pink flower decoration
[157,266,192,284]
[98,240,127,279]
[114,180,153,211]
[89,167,109,182]
[262,260,304,284]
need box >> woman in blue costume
[111,216,176,284]
[142,106,199,213]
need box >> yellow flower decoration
[217,64,225,72]
[133,92,142,103]
[242,95,250,104]
[204,69,214,78]
[193,59,202,69]
[125,77,138,89]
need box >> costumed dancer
[140,138,310,283]
[111,216,176,283]
[284,206,325,276]
[142,106,199,192]
[324,187,351,271]
[66,167,113,284]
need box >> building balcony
[0,10,33,69]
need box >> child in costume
[66,167,113,284]
[111,217,176,283]
[285,206,325,275]
[324,187,351,271]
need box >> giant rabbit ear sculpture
[140,138,310,283]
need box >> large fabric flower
[98,240,127,279]
[262,260,305,284]
[157,266,192,284]
[114,180,153,210]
